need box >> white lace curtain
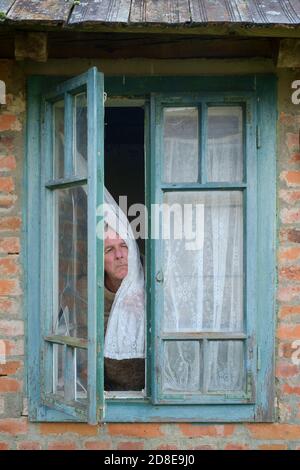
[162,111,245,393]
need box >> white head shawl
[103,188,145,360]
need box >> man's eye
[121,244,128,249]
[105,248,112,254]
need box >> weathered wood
[45,33,275,60]
[44,335,88,349]
[69,0,131,24]
[277,38,300,67]
[130,0,191,24]
[15,32,48,62]
[8,0,72,22]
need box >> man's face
[104,227,128,282]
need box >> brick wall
[1,59,300,450]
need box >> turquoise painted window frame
[26,74,276,422]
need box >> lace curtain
[162,108,245,393]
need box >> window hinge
[256,125,261,149]
[246,372,254,400]
[257,346,261,371]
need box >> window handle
[155,270,164,283]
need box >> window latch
[155,270,164,283]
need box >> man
[104,225,145,391]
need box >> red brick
[290,153,300,163]
[0,320,23,336]
[280,208,300,224]
[0,177,14,193]
[276,362,299,378]
[156,444,179,450]
[279,266,300,281]
[117,442,144,450]
[0,280,21,296]
[286,133,299,150]
[48,441,77,450]
[85,441,112,450]
[0,115,20,132]
[0,257,19,276]
[191,445,216,450]
[278,342,296,359]
[178,424,235,438]
[0,442,9,450]
[0,137,14,154]
[281,171,300,187]
[279,305,300,319]
[0,360,22,376]
[282,384,300,396]
[0,196,16,210]
[247,424,300,440]
[0,377,21,392]
[0,418,28,435]
[0,156,16,171]
[39,423,98,436]
[3,339,24,356]
[280,228,300,244]
[18,441,42,450]
[280,190,300,205]
[0,238,20,254]
[277,324,300,340]
[277,286,300,302]
[279,247,300,262]
[0,217,21,232]
[224,443,249,450]
[107,424,164,438]
[258,444,288,450]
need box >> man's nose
[115,248,123,259]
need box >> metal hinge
[256,125,261,149]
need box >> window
[26,69,276,423]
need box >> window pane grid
[161,338,246,395]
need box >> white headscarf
[103,188,145,360]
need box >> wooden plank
[287,0,300,21]
[69,0,131,25]
[130,0,191,24]
[44,335,88,349]
[277,39,300,67]
[254,0,295,24]
[190,0,232,23]
[7,0,72,22]
[15,32,48,62]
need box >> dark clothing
[104,286,145,391]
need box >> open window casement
[40,67,104,424]
[150,96,257,405]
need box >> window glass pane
[207,106,243,182]
[76,348,87,402]
[162,191,243,333]
[53,100,65,179]
[163,107,198,183]
[207,341,245,392]
[53,186,88,339]
[74,93,87,177]
[162,341,201,392]
[53,344,64,396]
